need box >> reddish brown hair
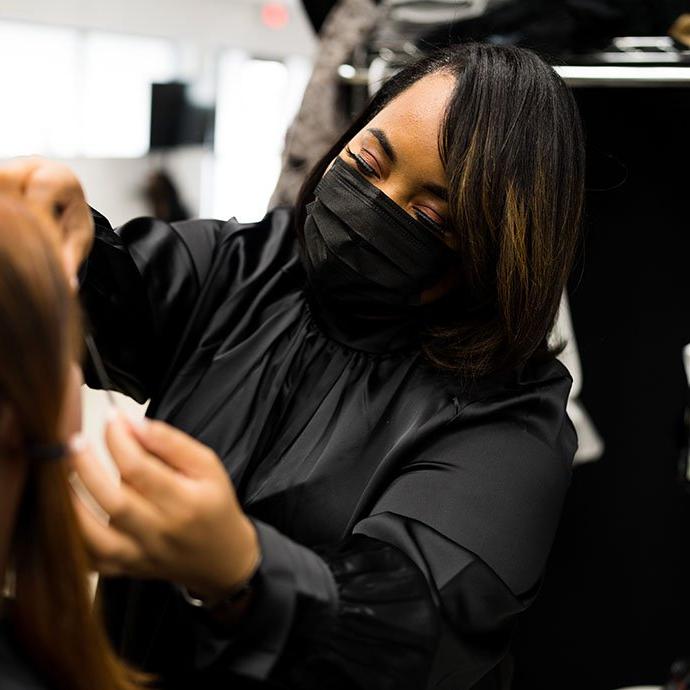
[0,196,146,690]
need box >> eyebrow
[423,182,449,203]
[366,127,449,203]
[367,128,397,163]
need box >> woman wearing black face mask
[4,44,584,690]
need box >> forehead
[365,71,455,171]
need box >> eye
[345,146,380,179]
[414,207,449,237]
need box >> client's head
[0,196,143,690]
[0,195,78,461]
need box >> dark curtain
[511,87,690,690]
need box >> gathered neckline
[300,289,423,359]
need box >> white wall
[0,0,316,58]
[0,2,316,223]
[62,147,209,226]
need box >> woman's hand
[69,413,260,604]
[0,157,93,285]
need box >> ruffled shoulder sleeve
[365,367,576,595]
[80,207,297,402]
[180,365,576,689]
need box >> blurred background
[0,0,315,224]
[1,1,690,689]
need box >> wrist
[180,577,255,610]
[233,516,261,587]
[184,517,262,608]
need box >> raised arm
[0,158,220,400]
[0,158,295,403]
[81,209,226,401]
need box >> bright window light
[0,22,80,157]
[212,52,311,222]
[0,21,177,158]
[80,32,177,157]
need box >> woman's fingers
[105,413,187,509]
[69,440,120,514]
[69,436,162,541]
[70,485,147,577]
[128,418,222,478]
[0,157,39,194]
[0,157,93,281]
[24,160,94,273]
[23,159,89,226]
[70,416,253,595]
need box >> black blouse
[82,207,576,690]
[0,618,52,690]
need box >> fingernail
[125,411,148,432]
[105,406,120,423]
[69,433,86,453]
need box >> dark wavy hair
[295,43,585,380]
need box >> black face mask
[301,157,457,310]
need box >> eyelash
[415,210,447,234]
[346,146,379,179]
[345,146,448,235]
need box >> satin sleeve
[79,208,296,402]
[189,519,529,690]
[79,210,225,402]
[186,401,574,689]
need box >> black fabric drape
[511,87,690,690]
[82,207,576,689]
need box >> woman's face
[338,72,456,248]
[334,72,458,304]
